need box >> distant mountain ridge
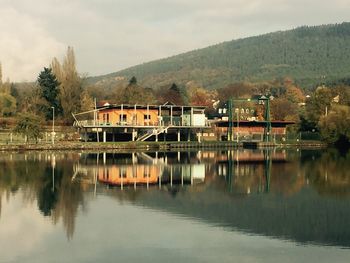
[88,22,350,90]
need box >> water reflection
[0,149,350,248]
[0,153,84,240]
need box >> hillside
[88,23,350,90]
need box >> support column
[187,129,191,142]
[103,131,106,142]
[181,173,184,187]
[170,168,173,188]
[177,130,180,142]
[147,173,149,190]
[134,104,137,125]
[147,104,149,126]
[181,106,184,126]
[190,107,194,126]
[132,128,135,141]
[121,104,123,125]
[155,132,158,142]
[159,105,162,126]
[170,106,173,126]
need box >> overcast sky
[1,0,349,82]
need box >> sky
[1,0,349,82]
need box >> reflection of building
[74,150,293,195]
[75,152,207,187]
[216,150,287,194]
[96,164,206,187]
[98,165,161,185]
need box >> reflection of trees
[52,162,85,240]
[304,149,350,197]
[0,153,84,239]
[37,167,60,216]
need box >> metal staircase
[136,126,171,141]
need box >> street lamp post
[237,110,239,144]
[51,107,55,145]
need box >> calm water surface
[0,148,350,262]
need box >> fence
[286,131,322,142]
[0,126,79,144]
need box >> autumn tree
[305,86,332,124]
[270,98,298,121]
[79,89,95,118]
[318,105,350,145]
[0,93,16,117]
[0,62,2,85]
[0,64,17,116]
[217,82,253,103]
[51,47,83,123]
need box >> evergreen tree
[128,76,137,86]
[170,83,180,93]
[13,113,42,143]
[37,67,61,120]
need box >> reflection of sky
[1,192,349,263]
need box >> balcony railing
[74,118,210,128]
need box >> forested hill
[88,22,350,90]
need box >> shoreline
[0,141,328,152]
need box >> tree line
[89,22,350,91]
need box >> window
[120,167,127,178]
[119,114,127,122]
[144,167,150,178]
[132,114,137,124]
[144,114,151,120]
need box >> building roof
[97,103,206,111]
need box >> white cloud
[0,7,66,82]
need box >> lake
[0,148,349,263]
